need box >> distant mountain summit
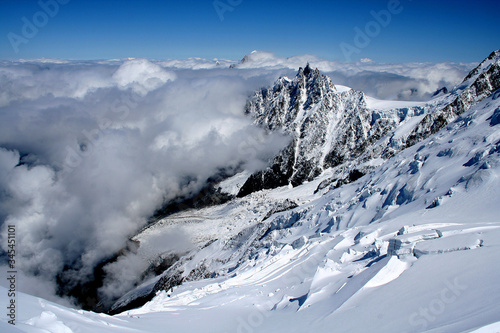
[229,50,279,68]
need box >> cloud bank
[0,51,475,306]
[228,51,475,100]
[0,58,288,305]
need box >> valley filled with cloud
[0,52,474,306]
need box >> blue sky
[0,0,499,63]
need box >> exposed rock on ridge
[405,50,500,147]
[238,64,394,196]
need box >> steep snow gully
[2,50,500,332]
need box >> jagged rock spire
[303,63,312,76]
[238,67,387,197]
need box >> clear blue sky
[0,0,499,62]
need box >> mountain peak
[461,48,500,83]
[231,50,279,68]
[238,67,384,196]
[487,49,500,61]
[303,63,312,76]
[297,63,319,79]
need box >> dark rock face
[432,87,449,97]
[153,183,233,219]
[238,65,393,196]
[262,199,298,221]
[237,144,295,197]
[56,239,140,313]
[151,168,236,221]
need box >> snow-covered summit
[238,65,426,196]
[461,49,500,84]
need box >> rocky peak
[238,50,500,198]
[462,49,500,83]
[298,63,318,78]
[238,66,392,197]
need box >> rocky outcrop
[405,50,500,147]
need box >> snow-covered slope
[128,88,500,330]
[405,50,500,147]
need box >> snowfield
[3,69,500,332]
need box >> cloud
[325,61,474,100]
[226,50,475,100]
[0,59,289,306]
[100,226,192,302]
[112,59,176,96]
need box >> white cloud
[112,59,176,96]
[223,51,475,100]
[0,59,289,306]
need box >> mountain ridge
[238,64,392,196]
[238,50,500,197]
[105,50,500,317]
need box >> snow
[2,54,500,333]
[469,321,500,333]
[363,256,411,288]
[217,170,251,196]
[334,84,352,93]
[391,113,426,142]
[365,95,427,110]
